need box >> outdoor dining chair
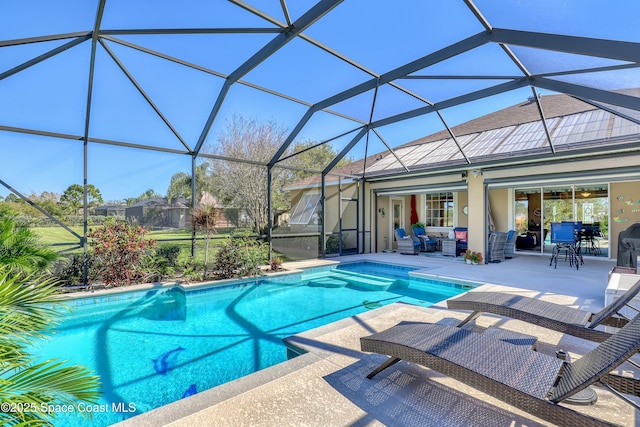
[550,222,581,269]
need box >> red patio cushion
[455,230,467,242]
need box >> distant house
[125,197,190,229]
[198,192,250,229]
[93,205,125,217]
[124,193,250,230]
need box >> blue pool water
[31,262,473,426]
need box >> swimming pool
[31,262,474,426]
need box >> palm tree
[0,215,58,275]
[0,266,100,426]
[191,205,218,279]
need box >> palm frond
[7,359,101,404]
[0,268,64,342]
[0,264,100,426]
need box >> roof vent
[526,94,541,104]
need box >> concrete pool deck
[115,252,639,427]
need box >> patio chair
[487,231,507,263]
[361,313,640,427]
[447,278,640,343]
[413,226,437,252]
[395,228,420,255]
[504,229,517,258]
[453,227,468,255]
[550,222,582,269]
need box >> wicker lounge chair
[395,228,420,255]
[487,231,507,263]
[447,278,640,343]
[412,226,437,252]
[504,229,517,258]
[361,315,640,427]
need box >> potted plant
[411,221,425,229]
[463,250,483,265]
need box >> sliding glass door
[514,184,609,257]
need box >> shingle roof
[402,94,595,147]
[311,92,640,185]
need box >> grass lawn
[32,226,230,258]
[32,226,84,244]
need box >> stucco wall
[610,181,640,259]
[488,188,509,232]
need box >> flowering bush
[463,250,483,264]
[88,220,157,287]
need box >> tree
[166,172,191,202]
[206,115,290,234]
[124,189,163,206]
[28,191,64,217]
[0,267,101,426]
[190,205,218,279]
[0,214,58,275]
[4,194,20,203]
[166,163,211,202]
[60,184,103,215]
[287,140,352,181]
[205,116,352,234]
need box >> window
[425,192,454,227]
[289,193,321,225]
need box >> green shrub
[0,213,58,275]
[325,234,340,254]
[212,236,269,280]
[156,244,182,267]
[139,253,175,283]
[52,253,96,286]
[176,254,204,282]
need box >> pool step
[308,278,348,288]
[330,270,393,291]
[301,269,394,291]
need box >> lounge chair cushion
[455,230,467,241]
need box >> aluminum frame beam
[323,127,368,175]
[0,35,90,81]
[371,79,529,129]
[533,78,640,111]
[269,31,491,166]
[192,0,343,155]
[489,28,640,63]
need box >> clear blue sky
[1,0,638,202]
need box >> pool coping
[55,259,342,303]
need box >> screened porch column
[466,170,486,263]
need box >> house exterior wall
[610,181,640,258]
[466,172,485,256]
[288,152,640,261]
[488,188,509,232]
